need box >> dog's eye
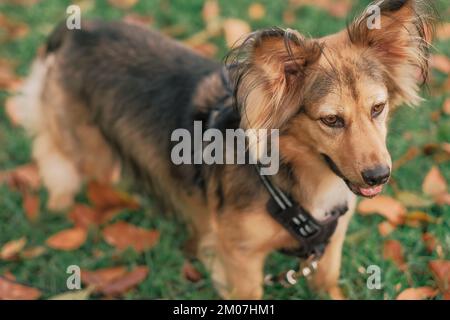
[320,115,344,128]
[371,103,386,118]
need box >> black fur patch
[380,0,408,12]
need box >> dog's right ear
[228,28,322,130]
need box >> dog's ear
[228,28,322,130]
[347,0,438,107]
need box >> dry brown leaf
[100,266,149,296]
[202,0,220,24]
[190,43,218,58]
[437,23,450,40]
[102,221,159,252]
[404,211,436,227]
[87,181,140,211]
[422,233,437,253]
[46,228,87,251]
[21,246,46,259]
[429,260,450,294]
[378,221,396,237]
[422,166,447,198]
[290,0,352,18]
[0,276,41,300]
[395,191,433,208]
[0,14,29,41]
[248,3,266,20]
[182,261,202,283]
[108,0,138,9]
[23,192,39,222]
[396,287,438,300]
[358,195,406,225]
[430,54,450,74]
[81,266,128,290]
[69,204,121,229]
[223,19,251,48]
[1,163,41,192]
[328,285,346,300]
[392,146,420,170]
[383,240,406,270]
[0,237,26,261]
[443,98,450,115]
[435,193,450,206]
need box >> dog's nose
[361,166,390,186]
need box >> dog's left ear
[347,0,438,107]
[229,28,322,130]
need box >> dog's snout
[361,165,390,186]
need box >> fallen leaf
[435,193,450,206]
[49,287,93,300]
[182,261,202,283]
[422,233,437,253]
[202,0,220,24]
[1,163,41,192]
[443,98,450,115]
[422,166,447,199]
[223,19,251,48]
[404,211,437,227]
[82,266,127,290]
[248,3,266,20]
[429,260,450,294]
[328,285,346,300]
[100,266,149,296]
[430,54,450,74]
[108,0,138,9]
[396,191,433,208]
[21,246,46,259]
[46,228,87,251]
[378,221,395,237]
[358,195,406,225]
[383,240,406,270]
[68,204,100,229]
[23,192,39,222]
[190,42,218,58]
[290,0,352,18]
[0,14,29,41]
[392,146,420,170]
[0,237,26,261]
[87,181,139,211]
[437,23,450,40]
[102,221,159,252]
[0,276,41,299]
[396,287,438,300]
[0,58,21,91]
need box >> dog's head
[229,0,437,197]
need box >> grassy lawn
[0,0,449,300]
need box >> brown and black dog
[14,0,437,299]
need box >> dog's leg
[33,132,82,211]
[309,197,356,292]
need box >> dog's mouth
[321,154,385,198]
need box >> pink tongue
[359,185,383,197]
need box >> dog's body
[15,0,436,299]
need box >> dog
[14,0,437,299]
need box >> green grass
[0,0,449,300]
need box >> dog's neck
[277,137,354,221]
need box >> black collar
[255,165,347,259]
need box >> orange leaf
[443,98,450,116]
[23,192,39,222]
[81,266,128,290]
[182,261,202,283]
[223,19,251,48]
[383,240,406,270]
[68,204,101,229]
[422,166,447,197]
[378,221,396,237]
[429,260,450,293]
[100,266,149,296]
[0,237,26,261]
[248,3,266,20]
[396,287,438,300]
[102,221,159,252]
[0,276,41,300]
[1,163,41,192]
[430,54,450,74]
[46,228,87,251]
[437,23,450,40]
[202,0,220,24]
[108,0,138,9]
[21,246,46,259]
[122,14,153,28]
[358,195,406,225]
[0,14,29,41]
[87,181,139,211]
